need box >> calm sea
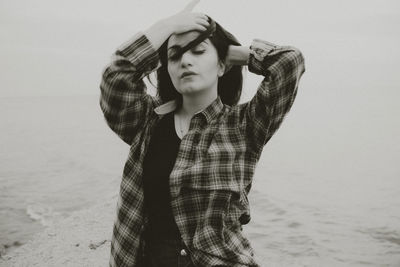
[0,95,399,266]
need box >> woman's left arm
[228,39,305,156]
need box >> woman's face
[167,31,225,96]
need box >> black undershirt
[143,112,181,240]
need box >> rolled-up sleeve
[240,39,306,155]
[99,32,161,145]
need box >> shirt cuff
[249,39,277,61]
[117,32,161,73]
[248,39,277,76]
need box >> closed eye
[168,54,179,61]
[192,50,205,55]
[168,50,206,61]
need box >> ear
[217,60,226,77]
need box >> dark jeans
[143,237,195,267]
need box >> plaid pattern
[100,32,305,267]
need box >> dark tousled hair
[154,16,243,107]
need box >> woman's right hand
[144,0,209,51]
[164,0,210,35]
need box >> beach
[2,175,400,267]
[1,194,116,267]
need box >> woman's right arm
[99,1,209,145]
[99,31,163,145]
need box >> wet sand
[0,195,117,267]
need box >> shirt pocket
[182,127,246,193]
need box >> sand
[0,195,118,267]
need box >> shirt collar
[154,96,224,124]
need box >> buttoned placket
[141,107,205,250]
[148,96,223,251]
[169,112,205,249]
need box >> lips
[181,71,197,78]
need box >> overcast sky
[1,0,399,98]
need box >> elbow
[270,47,305,86]
[100,53,127,85]
[288,46,306,77]
[100,64,116,86]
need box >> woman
[100,1,305,266]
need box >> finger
[193,12,208,20]
[182,0,200,12]
[196,18,210,28]
[194,25,208,32]
[179,24,207,35]
[189,23,208,33]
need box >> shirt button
[180,249,187,256]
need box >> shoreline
[0,194,118,267]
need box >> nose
[180,51,193,67]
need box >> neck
[178,87,218,118]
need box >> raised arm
[99,33,162,145]
[234,39,305,156]
[99,0,209,145]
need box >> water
[1,95,399,266]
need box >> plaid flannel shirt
[100,32,305,267]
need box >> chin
[178,86,203,95]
